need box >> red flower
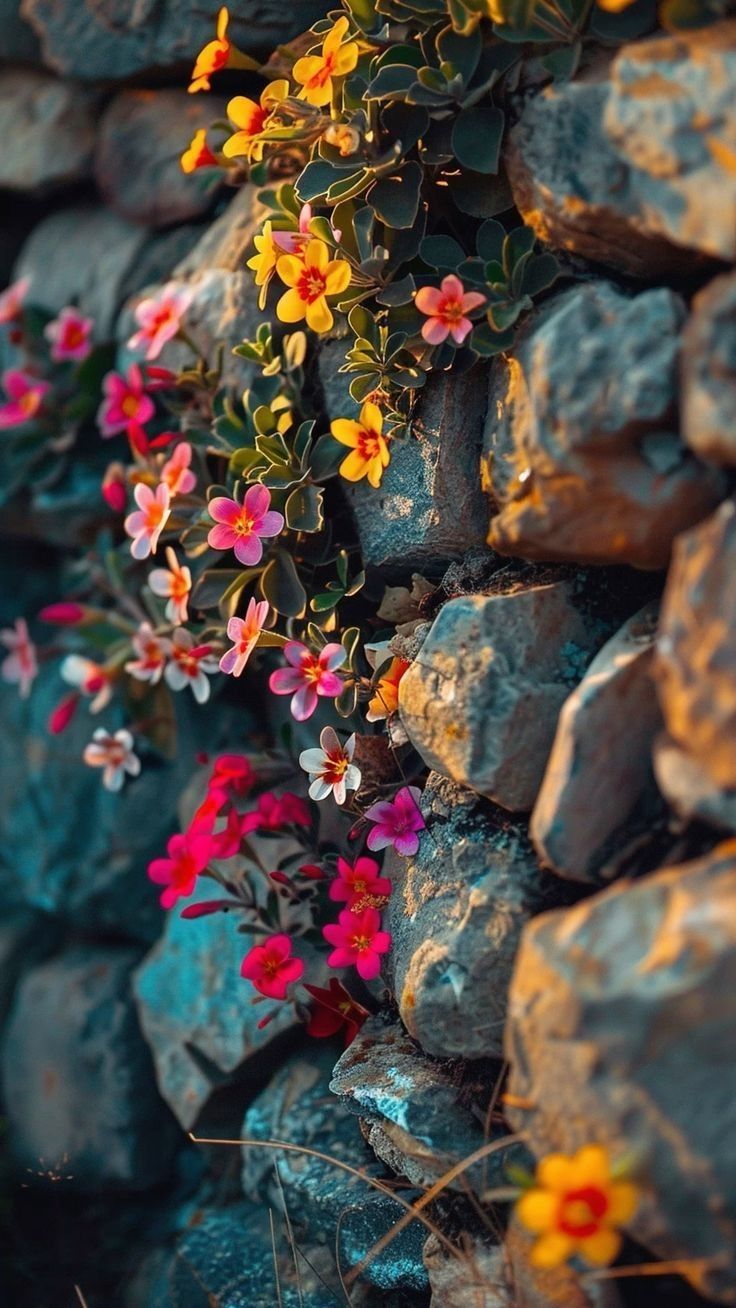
[322,907,391,981]
[328,855,391,908]
[240,790,311,834]
[148,828,213,909]
[208,753,256,798]
[240,933,304,1000]
[304,978,368,1045]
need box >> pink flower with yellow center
[276,238,351,335]
[331,400,390,489]
[0,276,30,325]
[83,728,140,792]
[125,621,169,684]
[148,548,192,625]
[219,597,269,677]
[0,369,50,429]
[415,274,486,346]
[207,485,284,567]
[299,726,361,805]
[61,655,112,713]
[292,16,360,108]
[365,785,425,857]
[187,6,256,94]
[163,628,219,704]
[328,855,391,909]
[240,933,304,1000]
[322,906,391,981]
[269,640,345,721]
[97,364,154,438]
[160,441,196,497]
[515,1145,640,1270]
[223,80,289,162]
[148,828,214,908]
[0,617,37,699]
[128,284,192,361]
[124,481,171,560]
[44,306,93,363]
[180,128,219,174]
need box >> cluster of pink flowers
[0,287,98,430]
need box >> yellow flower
[292,16,359,108]
[515,1145,640,1271]
[595,0,636,8]
[247,221,280,309]
[180,128,219,174]
[223,80,289,162]
[366,656,409,721]
[275,238,351,334]
[187,6,258,94]
[331,400,390,489]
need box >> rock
[682,271,736,467]
[320,339,490,572]
[424,1229,509,1307]
[95,90,226,228]
[0,69,97,194]
[243,1046,428,1295]
[0,0,41,61]
[1,945,180,1190]
[20,0,327,81]
[504,841,736,1305]
[484,281,724,570]
[531,604,666,885]
[654,498,736,830]
[505,1215,622,1308]
[505,22,736,276]
[398,577,611,811]
[386,773,567,1059]
[0,909,59,1034]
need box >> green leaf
[259,552,307,618]
[419,233,465,269]
[452,106,504,174]
[335,682,359,717]
[452,168,512,217]
[367,162,422,229]
[191,569,243,610]
[520,252,560,298]
[311,432,346,480]
[285,482,324,533]
[348,303,380,347]
[310,590,341,613]
[376,273,416,306]
[477,219,507,263]
[366,63,420,101]
[436,22,482,84]
[295,160,340,203]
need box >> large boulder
[681,270,736,468]
[504,842,736,1305]
[505,22,736,276]
[386,773,567,1059]
[1,945,180,1190]
[0,69,97,194]
[484,281,724,570]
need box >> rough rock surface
[1,945,179,1190]
[484,281,724,570]
[95,90,225,228]
[504,842,736,1304]
[654,498,736,830]
[505,22,736,276]
[398,579,610,811]
[0,68,97,193]
[531,603,665,884]
[0,910,59,1033]
[320,339,490,572]
[386,773,567,1058]
[682,270,736,467]
[423,1230,509,1307]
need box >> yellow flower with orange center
[331,400,390,489]
[246,221,280,309]
[223,80,289,162]
[187,7,258,94]
[275,238,351,334]
[516,1145,640,1270]
[292,16,359,108]
[366,656,409,721]
[180,128,219,175]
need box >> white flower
[61,654,112,712]
[299,726,361,805]
[83,728,141,792]
[148,547,192,625]
[163,628,219,704]
[124,622,168,685]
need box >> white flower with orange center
[299,726,361,805]
[163,628,219,704]
[83,728,141,792]
[148,548,192,625]
[125,622,169,684]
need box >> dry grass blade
[74,1288,90,1308]
[583,1258,722,1282]
[269,1208,284,1308]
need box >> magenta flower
[97,364,154,438]
[44,306,94,363]
[0,617,38,699]
[207,485,284,566]
[240,933,304,1000]
[269,640,345,721]
[415,274,486,346]
[365,785,425,856]
[160,441,196,497]
[148,827,213,909]
[124,481,171,559]
[0,369,50,429]
[219,597,269,677]
[0,276,30,325]
[128,283,193,361]
[322,907,391,981]
[240,790,311,834]
[328,855,391,908]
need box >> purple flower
[365,785,425,857]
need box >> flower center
[149,307,175,335]
[308,53,336,90]
[357,428,381,459]
[145,501,166,530]
[557,1186,609,1239]
[246,105,267,137]
[171,574,189,601]
[263,956,282,977]
[233,511,255,536]
[439,297,464,324]
[350,933,372,953]
[121,394,140,418]
[65,324,86,348]
[19,390,39,416]
[325,754,348,782]
[298,267,327,304]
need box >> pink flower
[148,547,192,625]
[415,274,486,346]
[208,804,243,859]
[208,753,256,798]
[0,617,37,698]
[125,622,168,684]
[128,283,193,361]
[44,306,93,363]
[97,364,155,438]
[102,462,128,512]
[163,628,219,703]
[207,485,284,567]
[124,481,171,560]
[271,202,312,254]
[48,691,79,735]
[269,640,345,721]
[365,785,425,856]
[329,855,391,908]
[240,933,304,1000]
[0,369,50,429]
[83,727,140,792]
[61,654,112,712]
[240,790,311,834]
[148,828,213,909]
[39,602,88,626]
[304,977,368,1045]
[322,907,391,981]
[299,726,361,805]
[160,441,196,497]
[219,597,269,676]
[0,276,30,325]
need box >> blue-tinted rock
[0,69,97,194]
[0,908,59,1037]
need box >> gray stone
[424,1230,509,1307]
[484,281,724,570]
[504,842,736,1305]
[320,339,490,572]
[531,604,666,885]
[654,498,736,831]
[96,90,225,228]
[386,773,566,1059]
[505,22,736,276]
[20,0,327,81]
[398,579,610,811]
[1,945,179,1190]
[0,0,40,61]
[0,909,59,1033]
[682,270,736,467]
[0,69,97,194]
